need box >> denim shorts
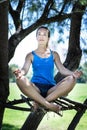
[33,83,55,97]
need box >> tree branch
[16,0,25,12]
[8,12,71,62]
[55,1,86,82]
[41,0,54,18]
[9,0,25,30]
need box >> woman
[13,26,82,113]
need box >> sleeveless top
[31,51,56,85]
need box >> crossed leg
[16,76,60,112]
[16,75,76,113]
[46,75,76,102]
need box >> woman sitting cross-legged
[13,26,82,114]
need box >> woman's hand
[72,70,83,79]
[13,69,23,79]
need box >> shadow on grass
[2,124,19,130]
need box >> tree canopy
[9,0,87,63]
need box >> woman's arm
[13,52,33,79]
[21,53,33,74]
[53,51,82,79]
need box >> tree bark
[21,110,46,130]
[55,2,86,82]
[0,1,9,129]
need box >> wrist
[21,69,25,76]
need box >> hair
[36,26,50,38]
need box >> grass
[2,83,87,130]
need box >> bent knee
[67,75,76,83]
[16,76,30,87]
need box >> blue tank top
[31,51,56,85]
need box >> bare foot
[33,101,62,114]
[48,102,62,113]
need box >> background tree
[0,0,9,129]
[78,62,87,83]
[0,0,87,129]
[8,0,87,63]
[9,64,19,82]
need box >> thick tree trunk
[55,2,86,82]
[21,110,46,130]
[0,1,9,129]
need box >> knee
[67,75,76,84]
[64,75,76,93]
[16,76,29,87]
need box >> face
[36,28,49,47]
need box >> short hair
[36,26,50,38]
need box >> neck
[37,45,48,52]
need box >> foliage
[78,62,87,83]
[9,64,19,82]
[79,0,87,6]
[9,0,87,45]
[9,64,32,82]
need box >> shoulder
[25,52,33,62]
[51,50,60,60]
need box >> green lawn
[2,83,87,130]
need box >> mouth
[39,39,44,41]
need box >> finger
[13,69,21,74]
